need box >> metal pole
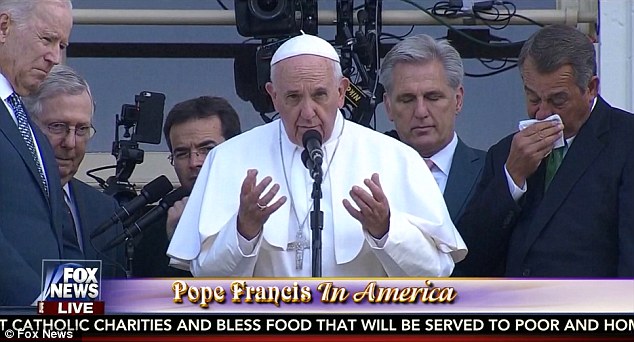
[73,9,596,26]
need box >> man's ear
[337,77,349,108]
[0,13,11,43]
[586,75,599,99]
[384,93,395,122]
[264,82,275,100]
[455,85,464,114]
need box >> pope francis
[167,33,467,277]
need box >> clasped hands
[237,169,390,240]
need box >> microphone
[302,129,323,166]
[90,175,173,239]
[102,187,190,251]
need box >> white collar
[426,132,457,176]
[0,74,15,102]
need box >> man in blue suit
[25,64,125,279]
[0,0,77,305]
[457,25,634,277]
[380,34,485,224]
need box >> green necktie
[545,146,566,190]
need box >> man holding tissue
[455,24,634,277]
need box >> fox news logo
[39,260,104,315]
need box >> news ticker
[0,315,632,339]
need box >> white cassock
[167,112,467,277]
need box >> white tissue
[518,114,565,149]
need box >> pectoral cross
[287,239,310,270]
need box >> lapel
[68,179,90,258]
[33,121,66,251]
[0,103,49,198]
[518,97,610,258]
[444,139,483,221]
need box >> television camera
[87,91,166,204]
[234,0,383,127]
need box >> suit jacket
[133,210,192,277]
[0,102,75,305]
[384,130,485,223]
[444,138,486,223]
[68,178,126,278]
[457,96,634,277]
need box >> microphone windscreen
[301,149,311,169]
[162,187,191,207]
[142,175,173,203]
[302,129,322,148]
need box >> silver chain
[278,119,345,248]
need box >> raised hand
[237,169,287,240]
[343,173,390,239]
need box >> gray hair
[518,24,596,92]
[0,0,72,30]
[270,58,343,84]
[23,64,94,119]
[380,34,464,94]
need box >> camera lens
[248,0,286,20]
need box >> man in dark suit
[133,96,241,277]
[25,64,125,279]
[380,34,485,223]
[457,25,634,277]
[0,0,78,305]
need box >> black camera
[119,91,166,144]
[98,91,166,202]
[235,0,318,38]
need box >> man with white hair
[168,34,466,277]
[25,64,125,278]
[0,0,75,305]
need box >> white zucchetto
[270,33,340,66]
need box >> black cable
[400,0,517,49]
[431,1,462,18]
[465,63,518,77]
[86,165,116,188]
[478,57,511,70]
[475,6,511,30]
[260,112,273,123]
[379,26,415,41]
[513,13,545,27]
[89,235,127,279]
[216,0,228,10]
[430,0,544,30]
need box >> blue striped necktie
[7,92,49,196]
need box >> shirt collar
[590,97,597,112]
[0,73,15,102]
[565,97,596,149]
[63,183,72,202]
[426,132,457,176]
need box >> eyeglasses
[168,145,215,165]
[46,122,96,139]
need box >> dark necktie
[63,189,84,259]
[545,146,566,190]
[7,93,49,196]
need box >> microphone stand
[309,164,323,277]
[125,239,135,279]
